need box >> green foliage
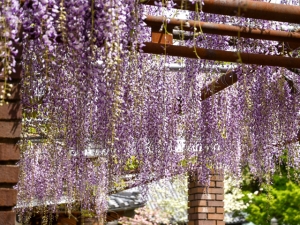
[178,156,197,167]
[113,179,126,191]
[244,180,300,225]
[28,127,37,134]
[124,156,140,171]
[242,156,300,225]
[81,209,96,218]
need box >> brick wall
[188,171,224,225]
[0,42,22,225]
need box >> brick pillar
[188,171,224,225]
[0,42,22,225]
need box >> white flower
[247,193,254,199]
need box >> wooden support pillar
[188,171,224,225]
[0,42,22,225]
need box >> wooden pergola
[0,0,300,224]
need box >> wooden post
[188,171,224,225]
[0,42,22,225]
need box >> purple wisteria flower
[1,0,297,221]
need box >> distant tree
[243,177,300,225]
[242,154,300,225]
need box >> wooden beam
[145,15,300,43]
[141,0,300,23]
[200,70,237,101]
[142,42,300,68]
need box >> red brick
[0,121,21,139]
[195,207,215,213]
[216,208,224,213]
[217,221,225,225]
[216,195,224,201]
[208,214,224,220]
[189,187,206,195]
[210,169,224,175]
[0,82,21,100]
[0,143,20,161]
[208,188,224,194]
[210,175,224,181]
[188,177,209,188]
[189,195,195,201]
[0,189,17,206]
[189,213,207,220]
[195,221,216,225]
[0,102,22,120]
[0,211,16,225]
[209,181,215,187]
[189,182,196,188]
[188,221,195,225]
[195,194,215,200]
[0,166,19,183]
[188,208,195,214]
[208,201,224,207]
[190,200,207,207]
[216,182,224,188]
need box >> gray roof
[108,188,146,212]
[16,188,146,213]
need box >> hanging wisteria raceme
[0,0,298,221]
[0,0,21,105]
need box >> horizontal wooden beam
[141,42,300,68]
[145,15,300,43]
[141,0,300,23]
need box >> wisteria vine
[0,0,300,222]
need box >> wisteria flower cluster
[0,0,299,221]
[0,0,20,104]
